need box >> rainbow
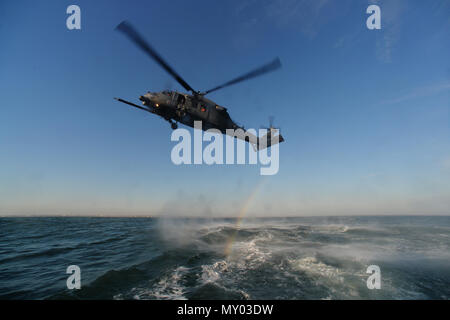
[224,178,267,256]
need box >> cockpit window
[177,94,185,104]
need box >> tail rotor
[261,116,281,134]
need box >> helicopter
[114,21,284,151]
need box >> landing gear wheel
[171,122,178,130]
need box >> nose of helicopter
[139,93,154,106]
[140,92,164,109]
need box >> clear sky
[0,0,449,216]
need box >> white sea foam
[289,256,344,283]
[129,266,189,300]
[201,261,227,283]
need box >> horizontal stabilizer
[228,128,284,151]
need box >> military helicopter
[114,21,284,150]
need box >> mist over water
[0,216,449,299]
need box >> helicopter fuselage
[139,90,241,132]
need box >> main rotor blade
[116,21,196,93]
[203,58,281,95]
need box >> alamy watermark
[66,5,81,30]
[366,265,381,289]
[66,265,81,289]
[366,4,381,30]
[66,4,380,31]
[170,121,280,175]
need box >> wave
[20,217,447,300]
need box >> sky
[0,0,449,217]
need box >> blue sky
[0,0,449,216]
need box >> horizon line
[1,214,449,218]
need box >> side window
[177,94,185,104]
[171,92,178,103]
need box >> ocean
[0,216,449,300]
